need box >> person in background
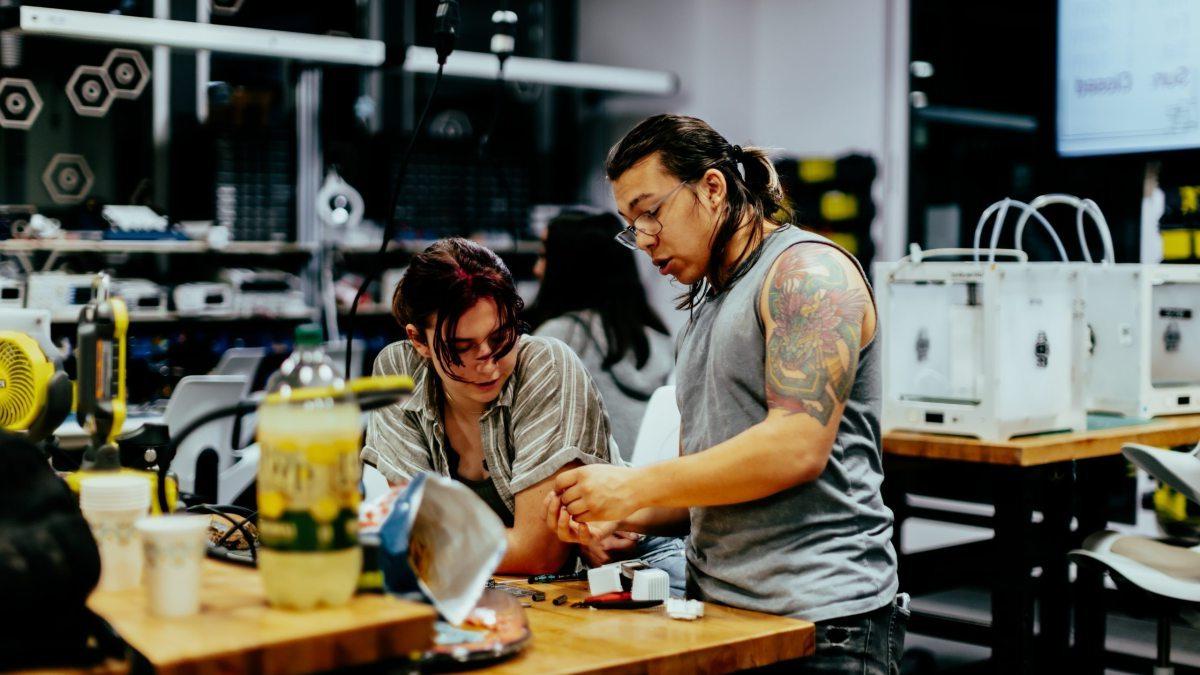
[529,212,674,462]
[361,238,625,575]
[547,114,905,673]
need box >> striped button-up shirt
[361,335,619,515]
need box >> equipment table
[477,577,814,674]
[79,563,814,674]
[882,414,1200,674]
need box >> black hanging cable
[342,0,459,378]
[157,401,259,514]
[155,394,408,514]
[186,503,259,562]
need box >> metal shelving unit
[0,240,316,254]
[0,239,316,274]
[49,309,317,325]
[333,240,542,256]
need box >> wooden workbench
[86,560,436,674]
[480,578,814,674]
[883,413,1200,465]
[83,562,813,675]
[882,414,1200,673]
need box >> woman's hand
[544,492,618,542]
[553,464,643,523]
[580,531,642,567]
[543,492,639,566]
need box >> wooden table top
[883,414,1200,466]
[86,560,436,675]
[473,578,815,674]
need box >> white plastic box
[876,256,1088,440]
[1084,263,1200,418]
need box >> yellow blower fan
[0,330,71,442]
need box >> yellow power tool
[76,273,128,468]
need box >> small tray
[420,589,532,669]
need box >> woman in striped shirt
[361,238,641,574]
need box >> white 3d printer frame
[876,248,1088,441]
[1085,263,1200,418]
[1000,194,1200,418]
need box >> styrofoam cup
[81,474,151,511]
[81,475,151,591]
[136,516,210,617]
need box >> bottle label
[258,430,361,552]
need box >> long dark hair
[605,114,792,310]
[530,212,669,370]
[392,238,526,381]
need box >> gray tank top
[676,225,897,622]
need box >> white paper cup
[136,516,210,617]
[81,475,151,591]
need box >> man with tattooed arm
[544,115,906,674]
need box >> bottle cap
[294,323,323,347]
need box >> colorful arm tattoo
[764,245,867,425]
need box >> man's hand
[553,464,643,523]
[543,492,640,566]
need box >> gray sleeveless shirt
[676,225,897,622]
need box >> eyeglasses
[615,181,690,250]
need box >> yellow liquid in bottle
[256,401,363,610]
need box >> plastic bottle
[256,324,362,609]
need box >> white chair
[212,346,266,449]
[165,375,252,503]
[212,346,266,381]
[629,385,680,468]
[1071,443,1200,674]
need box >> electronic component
[992,194,1200,417]
[111,279,168,316]
[665,598,705,620]
[102,205,168,232]
[587,564,623,597]
[630,569,669,602]
[213,129,293,242]
[527,570,585,585]
[173,282,234,317]
[1083,265,1200,417]
[221,269,309,318]
[484,580,544,602]
[0,277,23,308]
[876,248,1088,440]
[26,272,100,320]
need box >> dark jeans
[748,593,910,674]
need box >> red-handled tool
[572,591,663,610]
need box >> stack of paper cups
[80,475,151,591]
[136,516,210,617]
